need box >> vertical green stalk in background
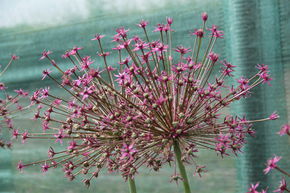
[173,141,191,193]
[128,178,137,193]
[224,0,290,191]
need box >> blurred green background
[0,0,290,192]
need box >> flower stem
[173,141,191,193]
[128,178,137,193]
[275,166,290,177]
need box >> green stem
[128,178,137,193]
[173,141,192,193]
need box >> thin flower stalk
[0,55,29,148]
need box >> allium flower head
[17,14,276,186]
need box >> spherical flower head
[17,13,278,185]
[201,12,208,22]
[264,155,282,174]
[279,124,290,136]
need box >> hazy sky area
[0,0,198,28]
[0,0,90,28]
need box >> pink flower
[113,44,125,51]
[208,25,224,38]
[269,112,279,120]
[54,129,66,144]
[91,33,105,41]
[62,51,71,59]
[155,95,167,106]
[167,17,173,25]
[0,82,6,90]
[274,178,288,193]
[12,129,19,139]
[48,147,55,158]
[98,52,110,57]
[259,72,272,85]
[247,183,260,193]
[81,56,94,70]
[153,24,165,32]
[279,124,290,136]
[137,20,149,28]
[80,87,93,100]
[194,165,207,177]
[120,143,137,161]
[116,27,129,38]
[17,161,25,172]
[208,52,219,62]
[40,87,50,98]
[107,66,116,71]
[264,155,281,174]
[88,69,101,78]
[14,89,29,96]
[67,141,77,150]
[42,69,52,80]
[256,64,269,72]
[201,12,208,22]
[192,29,204,38]
[52,99,62,106]
[42,121,50,131]
[22,131,29,143]
[39,50,52,60]
[221,60,236,77]
[11,54,19,60]
[115,72,131,86]
[174,46,191,55]
[41,162,50,172]
[72,46,83,52]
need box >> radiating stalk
[173,141,191,193]
[128,178,137,193]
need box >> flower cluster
[16,13,276,187]
[247,125,290,193]
[0,55,29,148]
